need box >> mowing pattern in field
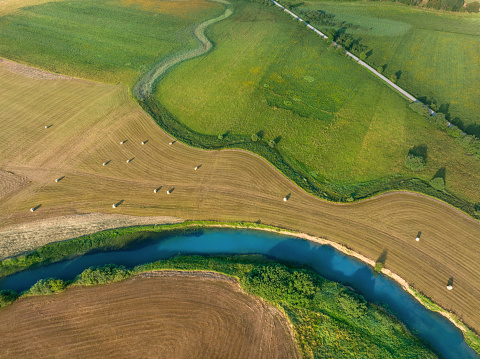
[156,1,480,202]
[301,1,480,129]
[0,0,222,84]
[0,274,300,358]
[0,65,479,334]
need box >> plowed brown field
[0,64,480,333]
[0,272,299,358]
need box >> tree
[390,74,398,83]
[405,154,426,171]
[29,278,66,295]
[359,52,367,61]
[268,140,276,148]
[466,1,480,12]
[326,28,336,41]
[251,133,260,142]
[377,66,384,74]
[430,177,445,191]
[0,290,18,308]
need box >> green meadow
[300,1,480,132]
[156,0,480,203]
[0,0,223,84]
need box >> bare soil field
[0,65,479,333]
[0,272,299,358]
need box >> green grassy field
[0,0,223,84]
[156,0,480,203]
[300,1,480,133]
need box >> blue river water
[0,228,477,359]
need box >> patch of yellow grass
[0,0,61,16]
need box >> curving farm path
[133,0,233,100]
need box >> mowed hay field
[1,63,480,334]
[0,273,300,358]
[0,0,223,85]
[302,1,480,129]
[156,1,480,202]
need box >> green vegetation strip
[1,256,439,358]
[0,220,277,278]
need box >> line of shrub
[0,221,280,279]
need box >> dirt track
[0,273,300,358]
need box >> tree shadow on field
[408,144,428,161]
[274,135,282,144]
[438,103,451,120]
[395,70,402,80]
[256,130,265,139]
[432,167,446,181]
[376,249,388,267]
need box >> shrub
[0,290,18,308]
[251,133,260,142]
[430,177,445,191]
[405,154,426,171]
[374,262,383,273]
[390,74,398,83]
[359,52,367,61]
[268,139,276,148]
[76,264,131,285]
[29,278,66,295]
[377,66,383,74]
[217,134,223,140]
[466,1,480,12]
[409,102,431,117]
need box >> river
[0,228,477,358]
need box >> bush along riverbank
[1,256,440,358]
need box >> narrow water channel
[0,229,477,359]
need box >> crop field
[300,1,480,130]
[0,63,480,334]
[0,0,222,84]
[0,274,299,358]
[156,1,480,202]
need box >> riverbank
[0,255,441,358]
[0,220,478,354]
